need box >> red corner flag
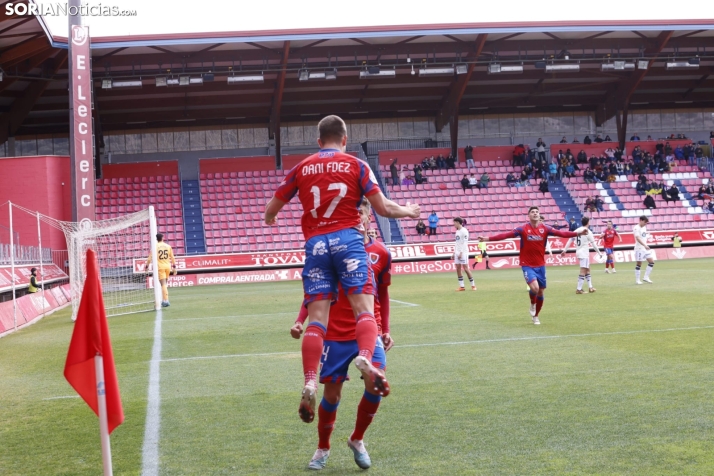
[64,249,124,434]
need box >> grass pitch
[1,259,714,475]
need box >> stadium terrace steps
[95,175,186,256]
[560,164,714,231]
[548,178,583,223]
[379,161,565,242]
[182,180,206,254]
[371,165,405,244]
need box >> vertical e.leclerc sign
[70,25,95,225]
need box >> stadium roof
[1,0,714,143]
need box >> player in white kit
[452,217,476,291]
[633,215,654,284]
[561,216,602,294]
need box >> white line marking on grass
[166,312,295,322]
[160,325,714,363]
[390,299,420,307]
[141,309,163,476]
[43,395,80,400]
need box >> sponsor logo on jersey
[307,267,326,282]
[312,240,327,256]
[527,235,543,241]
[343,258,360,272]
[318,151,336,158]
[369,253,380,265]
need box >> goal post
[9,203,162,320]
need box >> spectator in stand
[584,197,596,213]
[421,157,431,171]
[428,211,439,235]
[536,138,547,161]
[416,219,427,235]
[506,172,518,187]
[461,174,471,192]
[631,133,641,141]
[519,168,531,186]
[647,135,653,141]
[480,172,491,189]
[695,144,704,160]
[572,137,580,144]
[664,142,673,157]
[436,154,446,169]
[707,182,714,196]
[668,183,680,201]
[707,200,714,214]
[577,150,588,164]
[402,175,414,186]
[414,167,425,185]
[655,141,664,155]
[674,145,684,161]
[616,161,625,176]
[513,144,526,166]
[584,135,592,145]
[539,179,549,195]
[644,194,656,209]
[560,136,568,144]
[465,145,474,169]
[698,184,707,199]
[583,168,596,184]
[594,196,604,212]
[445,154,456,169]
[604,135,612,141]
[636,177,648,195]
[399,165,407,184]
[593,134,603,143]
[569,217,578,231]
[710,131,714,139]
[468,174,479,189]
[614,148,623,162]
[548,161,557,182]
[564,158,575,179]
[390,158,399,186]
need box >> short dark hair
[453,217,463,225]
[318,115,347,143]
[639,215,649,223]
[528,206,539,213]
[156,233,164,242]
[581,216,590,226]
[31,267,37,274]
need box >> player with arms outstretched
[452,217,476,291]
[291,199,392,470]
[144,233,177,307]
[478,206,585,324]
[561,216,603,294]
[265,115,419,423]
[599,220,622,273]
[633,215,655,284]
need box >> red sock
[355,312,378,360]
[302,322,326,385]
[351,391,381,441]
[529,290,537,304]
[317,398,339,450]
[535,296,544,316]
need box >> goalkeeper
[145,233,177,307]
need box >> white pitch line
[165,312,295,322]
[43,395,80,400]
[141,309,163,476]
[389,299,420,307]
[160,325,714,363]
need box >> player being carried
[478,206,587,325]
[560,216,603,294]
[144,233,177,307]
[452,217,476,291]
[598,220,622,273]
[265,115,419,424]
[290,198,392,471]
[633,215,655,284]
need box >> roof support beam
[0,47,56,94]
[269,41,290,167]
[434,34,487,132]
[0,35,48,66]
[0,50,67,145]
[596,30,672,126]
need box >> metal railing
[362,139,451,157]
[0,243,52,266]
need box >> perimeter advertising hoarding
[133,229,714,273]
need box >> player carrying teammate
[561,216,603,294]
[599,220,622,273]
[452,217,476,291]
[264,115,419,423]
[290,199,392,470]
[144,233,177,307]
[478,206,585,325]
[633,215,655,284]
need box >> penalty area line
[390,299,420,307]
[43,395,80,400]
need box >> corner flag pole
[94,354,114,476]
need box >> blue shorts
[320,337,386,384]
[604,247,614,255]
[522,266,547,289]
[302,228,375,305]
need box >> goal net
[10,204,161,320]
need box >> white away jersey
[633,224,648,251]
[573,229,597,259]
[454,228,469,257]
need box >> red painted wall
[102,161,179,178]
[0,156,71,251]
[282,154,311,170]
[379,148,463,166]
[199,156,275,174]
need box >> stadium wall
[102,161,179,178]
[199,157,275,174]
[0,156,71,251]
